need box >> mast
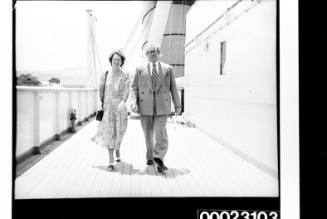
[86,9,99,88]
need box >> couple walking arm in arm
[94,43,181,173]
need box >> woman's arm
[130,68,139,107]
[123,73,130,102]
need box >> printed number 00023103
[198,210,279,219]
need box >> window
[220,41,226,75]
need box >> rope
[126,9,152,62]
[123,12,143,52]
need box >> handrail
[16,86,97,92]
[185,0,243,48]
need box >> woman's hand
[118,101,126,112]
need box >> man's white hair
[145,43,161,53]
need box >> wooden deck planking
[167,139,210,197]
[153,170,172,197]
[51,145,94,198]
[167,127,226,196]
[55,131,95,198]
[18,140,75,198]
[203,138,269,196]
[163,125,198,197]
[129,132,142,197]
[61,124,104,198]
[15,118,278,199]
[184,128,256,196]
[192,135,247,196]
[165,141,197,196]
[81,150,107,198]
[118,163,132,197]
[134,130,152,197]
[186,126,277,196]
[15,146,64,198]
[85,153,109,198]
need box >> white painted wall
[185,0,278,173]
[16,87,97,158]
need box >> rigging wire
[123,11,143,53]
[185,0,261,55]
[125,7,153,63]
[185,0,243,48]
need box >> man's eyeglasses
[147,50,159,54]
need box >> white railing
[16,86,98,159]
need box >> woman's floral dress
[93,71,130,150]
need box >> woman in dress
[93,50,130,171]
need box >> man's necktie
[152,63,158,90]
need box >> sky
[15,1,144,73]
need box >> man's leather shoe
[157,164,168,172]
[108,165,115,171]
[147,159,154,165]
[154,158,168,172]
[153,157,163,165]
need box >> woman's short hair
[108,50,126,67]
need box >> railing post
[85,90,89,121]
[94,89,97,114]
[54,90,61,140]
[69,90,73,111]
[33,91,41,154]
[77,89,82,125]
[68,90,72,129]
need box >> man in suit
[130,43,181,172]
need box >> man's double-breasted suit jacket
[130,62,181,116]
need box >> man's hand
[131,104,138,113]
[175,107,181,115]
